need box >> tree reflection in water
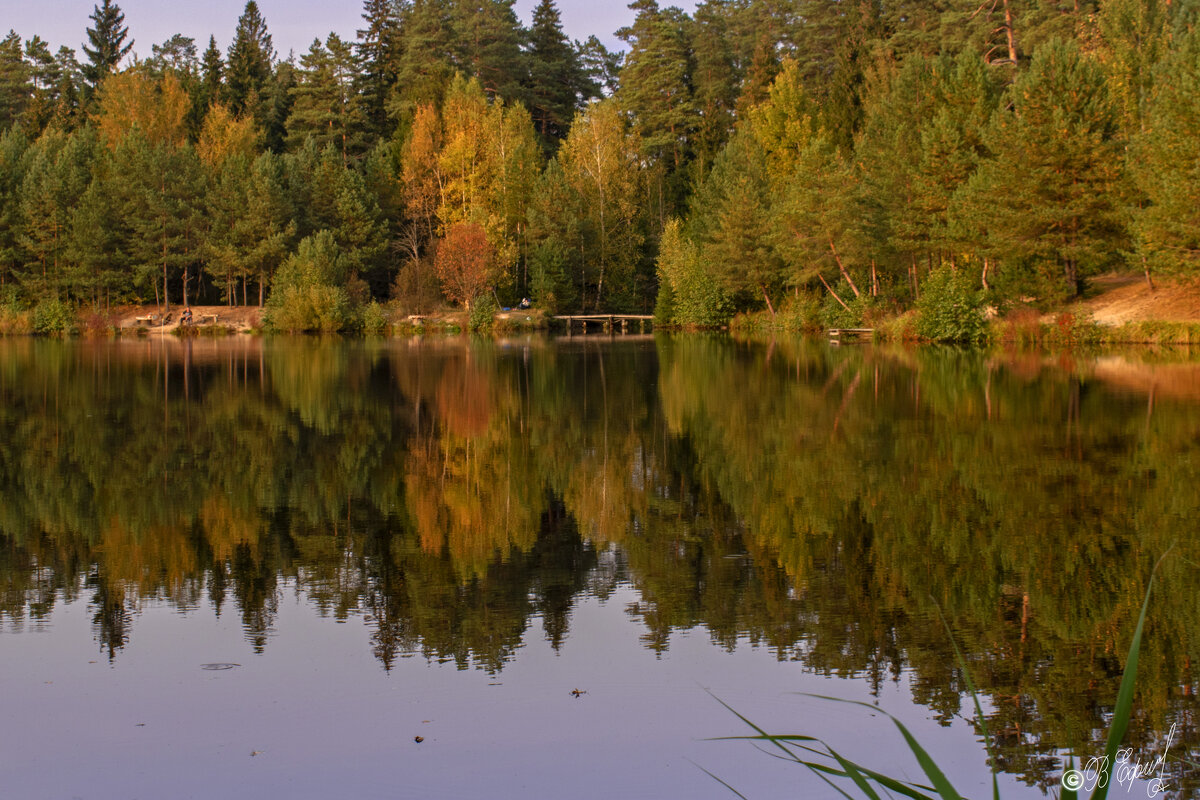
[0,334,1196,792]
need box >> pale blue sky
[5,0,668,63]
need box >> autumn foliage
[435,222,494,311]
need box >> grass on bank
[710,550,1176,800]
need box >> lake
[1,334,1196,799]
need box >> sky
[5,0,656,62]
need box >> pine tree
[1098,0,1171,135]
[0,31,30,130]
[688,4,737,177]
[952,38,1125,301]
[81,0,132,92]
[226,1,275,123]
[1129,27,1200,280]
[67,162,127,308]
[117,136,207,308]
[689,132,781,313]
[617,0,697,177]
[150,35,198,76]
[0,127,31,286]
[23,36,59,133]
[287,34,367,161]
[577,35,620,97]
[17,130,94,299]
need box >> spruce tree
[226,1,275,122]
[81,0,132,91]
[50,48,81,130]
[200,35,224,102]
[452,0,527,104]
[391,0,456,122]
[526,0,585,149]
[357,0,404,138]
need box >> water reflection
[0,335,1197,793]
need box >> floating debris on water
[200,663,241,670]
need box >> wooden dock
[554,314,653,334]
[827,328,874,342]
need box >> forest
[1,0,1199,333]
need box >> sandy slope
[113,304,263,332]
[1081,274,1200,324]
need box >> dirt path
[1081,274,1200,325]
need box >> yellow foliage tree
[95,69,189,149]
[197,102,259,168]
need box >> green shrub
[468,293,497,332]
[777,290,823,332]
[31,298,77,335]
[358,301,389,335]
[265,284,353,333]
[820,287,877,330]
[264,231,356,333]
[915,266,987,343]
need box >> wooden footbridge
[554,314,654,334]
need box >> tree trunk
[818,273,852,313]
[828,236,861,298]
[1142,255,1155,292]
[761,284,776,316]
[1002,0,1018,63]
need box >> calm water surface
[1,335,1197,799]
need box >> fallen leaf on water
[414,736,424,743]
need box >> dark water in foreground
[1,335,1197,799]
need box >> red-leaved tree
[435,222,494,311]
